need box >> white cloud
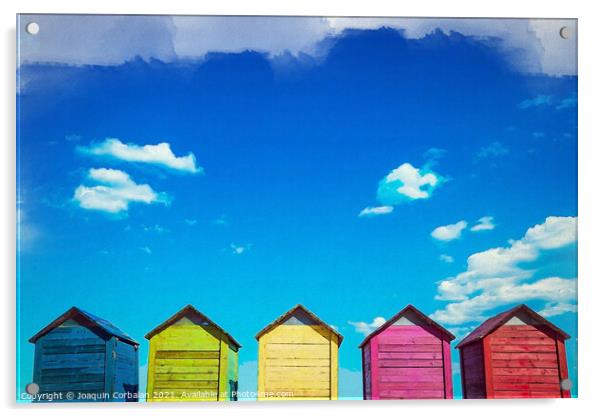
[140,246,152,255]
[431,216,577,325]
[423,147,446,166]
[143,224,167,233]
[230,243,250,255]
[556,95,577,110]
[358,205,394,217]
[439,254,454,263]
[213,215,229,226]
[17,204,40,251]
[73,168,170,214]
[470,216,495,232]
[431,221,467,241]
[475,141,509,160]
[18,16,576,76]
[538,302,577,318]
[518,94,552,109]
[523,216,577,249]
[377,163,443,205]
[81,138,201,174]
[184,219,198,226]
[348,316,386,336]
[448,326,476,341]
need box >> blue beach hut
[28,306,139,402]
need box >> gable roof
[144,304,241,348]
[29,306,138,346]
[255,304,344,346]
[359,304,455,348]
[456,304,571,348]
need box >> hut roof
[28,306,138,346]
[456,303,570,348]
[358,304,455,348]
[144,304,241,348]
[255,304,344,346]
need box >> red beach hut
[457,304,571,399]
[359,305,455,399]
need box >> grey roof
[29,306,138,345]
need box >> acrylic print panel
[16,15,578,402]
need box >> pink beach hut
[359,305,455,399]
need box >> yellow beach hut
[256,304,343,401]
[145,305,241,402]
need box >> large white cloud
[18,15,576,76]
[81,138,201,174]
[431,220,467,241]
[73,168,170,214]
[431,216,577,325]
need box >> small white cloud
[358,205,394,217]
[470,216,495,232]
[439,254,454,263]
[377,163,443,205]
[532,132,546,139]
[213,215,228,226]
[423,147,446,166]
[431,221,467,241]
[81,138,201,174]
[447,326,476,341]
[143,224,167,233]
[230,243,250,255]
[518,94,552,109]
[475,141,509,160]
[140,246,152,255]
[65,134,81,142]
[538,302,577,318]
[17,203,40,252]
[185,219,198,226]
[73,168,170,214]
[348,317,386,336]
[556,95,577,110]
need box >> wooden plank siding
[145,308,240,402]
[30,313,139,402]
[486,325,564,398]
[374,326,447,399]
[257,306,342,401]
[360,306,455,400]
[259,325,335,400]
[33,321,107,400]
[458,305,571,399]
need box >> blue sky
[17,16,577,400]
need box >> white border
[3,1,601,416]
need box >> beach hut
[256,304,343,401]
[359,305,455,400]
[29,306,139,402]
[144,305,241,402]
[457,304,571,399]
